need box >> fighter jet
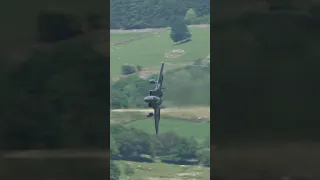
[143,62,165,134]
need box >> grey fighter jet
[143,62,165,134]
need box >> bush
[136,65,142,71]
[121,64,136,75]
[111,125,152,159]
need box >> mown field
[111,107,210,142]
[111,107,210,123]
[125,118,210,142]
[116,160,210,180]
[110,31,152,44]
[110,27,210,78]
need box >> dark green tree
[151,132,181,156]
[111,126,152,159]
[110,88,129,109]
[169,18,192,42]
[121,64,136,75]
[175,137,198,159]
[151,132,198,160]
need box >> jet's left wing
[154,106,161,134]
[156,62,164,90]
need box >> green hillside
[125,118,210,142]
[110,27,210,78]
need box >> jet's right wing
[156,62,164,90]
[154,106,161,134]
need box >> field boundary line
[111,28,169,47]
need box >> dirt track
[111,28,169,46]
[111,107,210,122]
[110,24,210,34]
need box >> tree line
[110,124,210,179]
[110,0,210,29]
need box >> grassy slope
[125,118,210,142]
[110,27,210,78]
[111,107,210,141]
[111,107,210,122]
[110,32,151,44]
[116,160,210,180]
[109,22,210,180]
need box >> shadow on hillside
[173,39,192,46]
[111,156,154,163]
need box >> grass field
[111,107,210,142]
[110,26,210,180]
[116,160,210,180]
[111,107,210,122]
[125,118,210,142]
[110,31,152,44]
[110,27,210,78]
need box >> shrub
[121,64,136,75]
[136,65,142,71]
